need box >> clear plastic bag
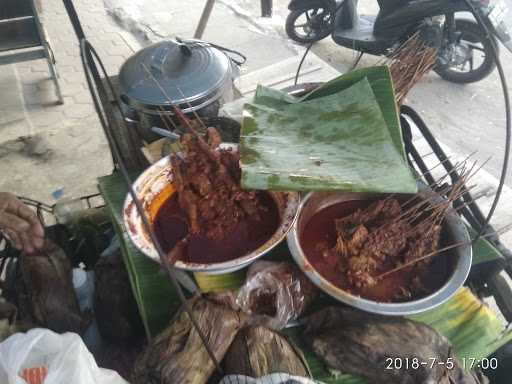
[236,261,317,330]
[0,329,127,384]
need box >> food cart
[1,1,512,383]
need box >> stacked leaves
[132,296,244,384]
[240,67,416,193]
[303,306,487,384]
[224,326,311,378]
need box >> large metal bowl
[123,154,300,274]
[287,191,472,315]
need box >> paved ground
[2,0,509,196]
[104,0,299,73]
[0,0,140,202]
[0,0,303,204]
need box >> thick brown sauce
[300,200,453,302]
[154,193,280,264]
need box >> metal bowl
[123,154,300,274]
[287,191,472,315]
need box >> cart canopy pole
[194,0,216,39]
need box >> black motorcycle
[286,0,512,83]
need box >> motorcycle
[286,0,512,83]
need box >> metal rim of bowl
[123,155,301,273]
[286,191,473,315]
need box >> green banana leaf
[301,66,406,159]
[251,66,404,158]
[468,226,504,264]
[240,71,416,193]
[98,173,181,338]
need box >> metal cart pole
[194,0,216,39]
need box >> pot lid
[119,39,233,111]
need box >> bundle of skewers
[317,155,511,301]
[380,30,439,105]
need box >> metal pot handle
[150,42,192,74]
[213,44,246,66]
[175,37,247,66]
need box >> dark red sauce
[153,193,280,264]
[300,200,453,302]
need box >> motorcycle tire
[285,8,333,44]
[435,19,497,84]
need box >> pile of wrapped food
[0,244,489,384]
[132,260,486,384]
[129,126,487,384]
[0,82,501,384]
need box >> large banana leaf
[240,71,416,193]
[301,66,406,159]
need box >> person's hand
[0,193,45,253]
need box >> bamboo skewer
[139,63,230,373]
[392,156,482,223]
[348,154,494,288]
[376,223,512,280]
[370,157,498,282]
[370,158,474,233]
[380,32,438,105]
[376,153,470,211]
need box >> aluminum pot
[119,39,241,141]
[119,39,239,115]
[287,190,472,315]
[123,148,301,274]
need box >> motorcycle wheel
[435,19,497,84]
[285,7,333,44]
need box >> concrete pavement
[0,0,138,202]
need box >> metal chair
[0,0,63,104]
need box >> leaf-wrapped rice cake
[133,295,245,384]
[304,307,488,384]
[224,325,311,378]
[20,240,90,334]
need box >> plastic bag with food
[0,329,127,384]
[236,261,317,330]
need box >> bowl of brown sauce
[287,190,472,315]
[123,152,300,274]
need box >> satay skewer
[375,223,512,280]
[374,156,478,232]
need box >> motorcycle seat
[332,15,393,55]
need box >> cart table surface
[98,171,512,383]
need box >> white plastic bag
[219,373,320,384]
[0,329,127,384]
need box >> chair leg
[43,41,64,104]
